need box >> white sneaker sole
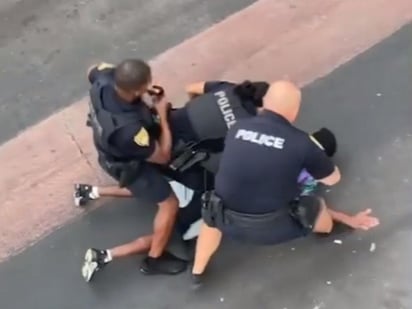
[74,195,82,207]
[73,184,82,207]
[81,249,98,282]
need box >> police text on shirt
[214,90,236,128]
[235,129,285,149]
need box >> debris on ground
[333,239,343,245]
[370,242,376,252]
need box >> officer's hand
[153,97,171,117]
[347,209,380,230]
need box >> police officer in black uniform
[78,59,207,282]
[190,81,379,286]
[169,80,269,173]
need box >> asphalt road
[0,0,256,144]
[1,23,411,309]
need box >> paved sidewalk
[1,24,411,309]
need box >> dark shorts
[175,191,203,235]
[220,195,322,245]
[99,156,208,204]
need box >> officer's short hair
[234,80,269,107]
[312,128,337,157]
[114,59,151,91]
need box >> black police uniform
[212,110,336,245]
[87,65,204,205]
[169,81,261,174]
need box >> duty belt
[201,191,314,230]
[201,191,288,229]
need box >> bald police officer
[77,59,208,282]
[190,81,380,286]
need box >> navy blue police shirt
[170,80,251,142]
[89,65,158,160]
[215,110,335,214]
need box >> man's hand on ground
[347,208,380,230]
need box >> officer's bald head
[262,81,302,122]
[114,59,152,93]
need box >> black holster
[99,154,141,188]
[288,200,314,230]
[169,141,209,173]
[201,191,225,228]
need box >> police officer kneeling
[190,81,380,286]
[80,59,205,282]
[169,80,269,173]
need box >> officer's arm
[303,137,341,186]
[146,110,173,165]
[185,80,236,97]
[120,126,170,165]
[185,82,206,97]
[123,126,170,164]
[147,142,171,164]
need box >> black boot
[140,251,188,275]
[190,273,204,290]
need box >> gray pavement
[0,0,256,144]
[1,23,411,309]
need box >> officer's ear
[135,83,151,97]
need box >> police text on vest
[214,90,236,128]
[235,129,285,149]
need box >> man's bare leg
[191,221,222,287]
[74,183,133,207]
[110,235,153,257]
[81,192,188,282]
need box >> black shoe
[74,184,94,207]
[191,273,204,290]
[140,251,188,275]
[81,248,109,282]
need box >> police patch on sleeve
[134,127,150,147]
[309,135,325,151]
[97,62,115,71]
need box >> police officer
[169,80,269,173]
[77,59,206,282]
[190,81,380,286]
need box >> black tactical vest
[87,77,145,161]
[185,87,251,141]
